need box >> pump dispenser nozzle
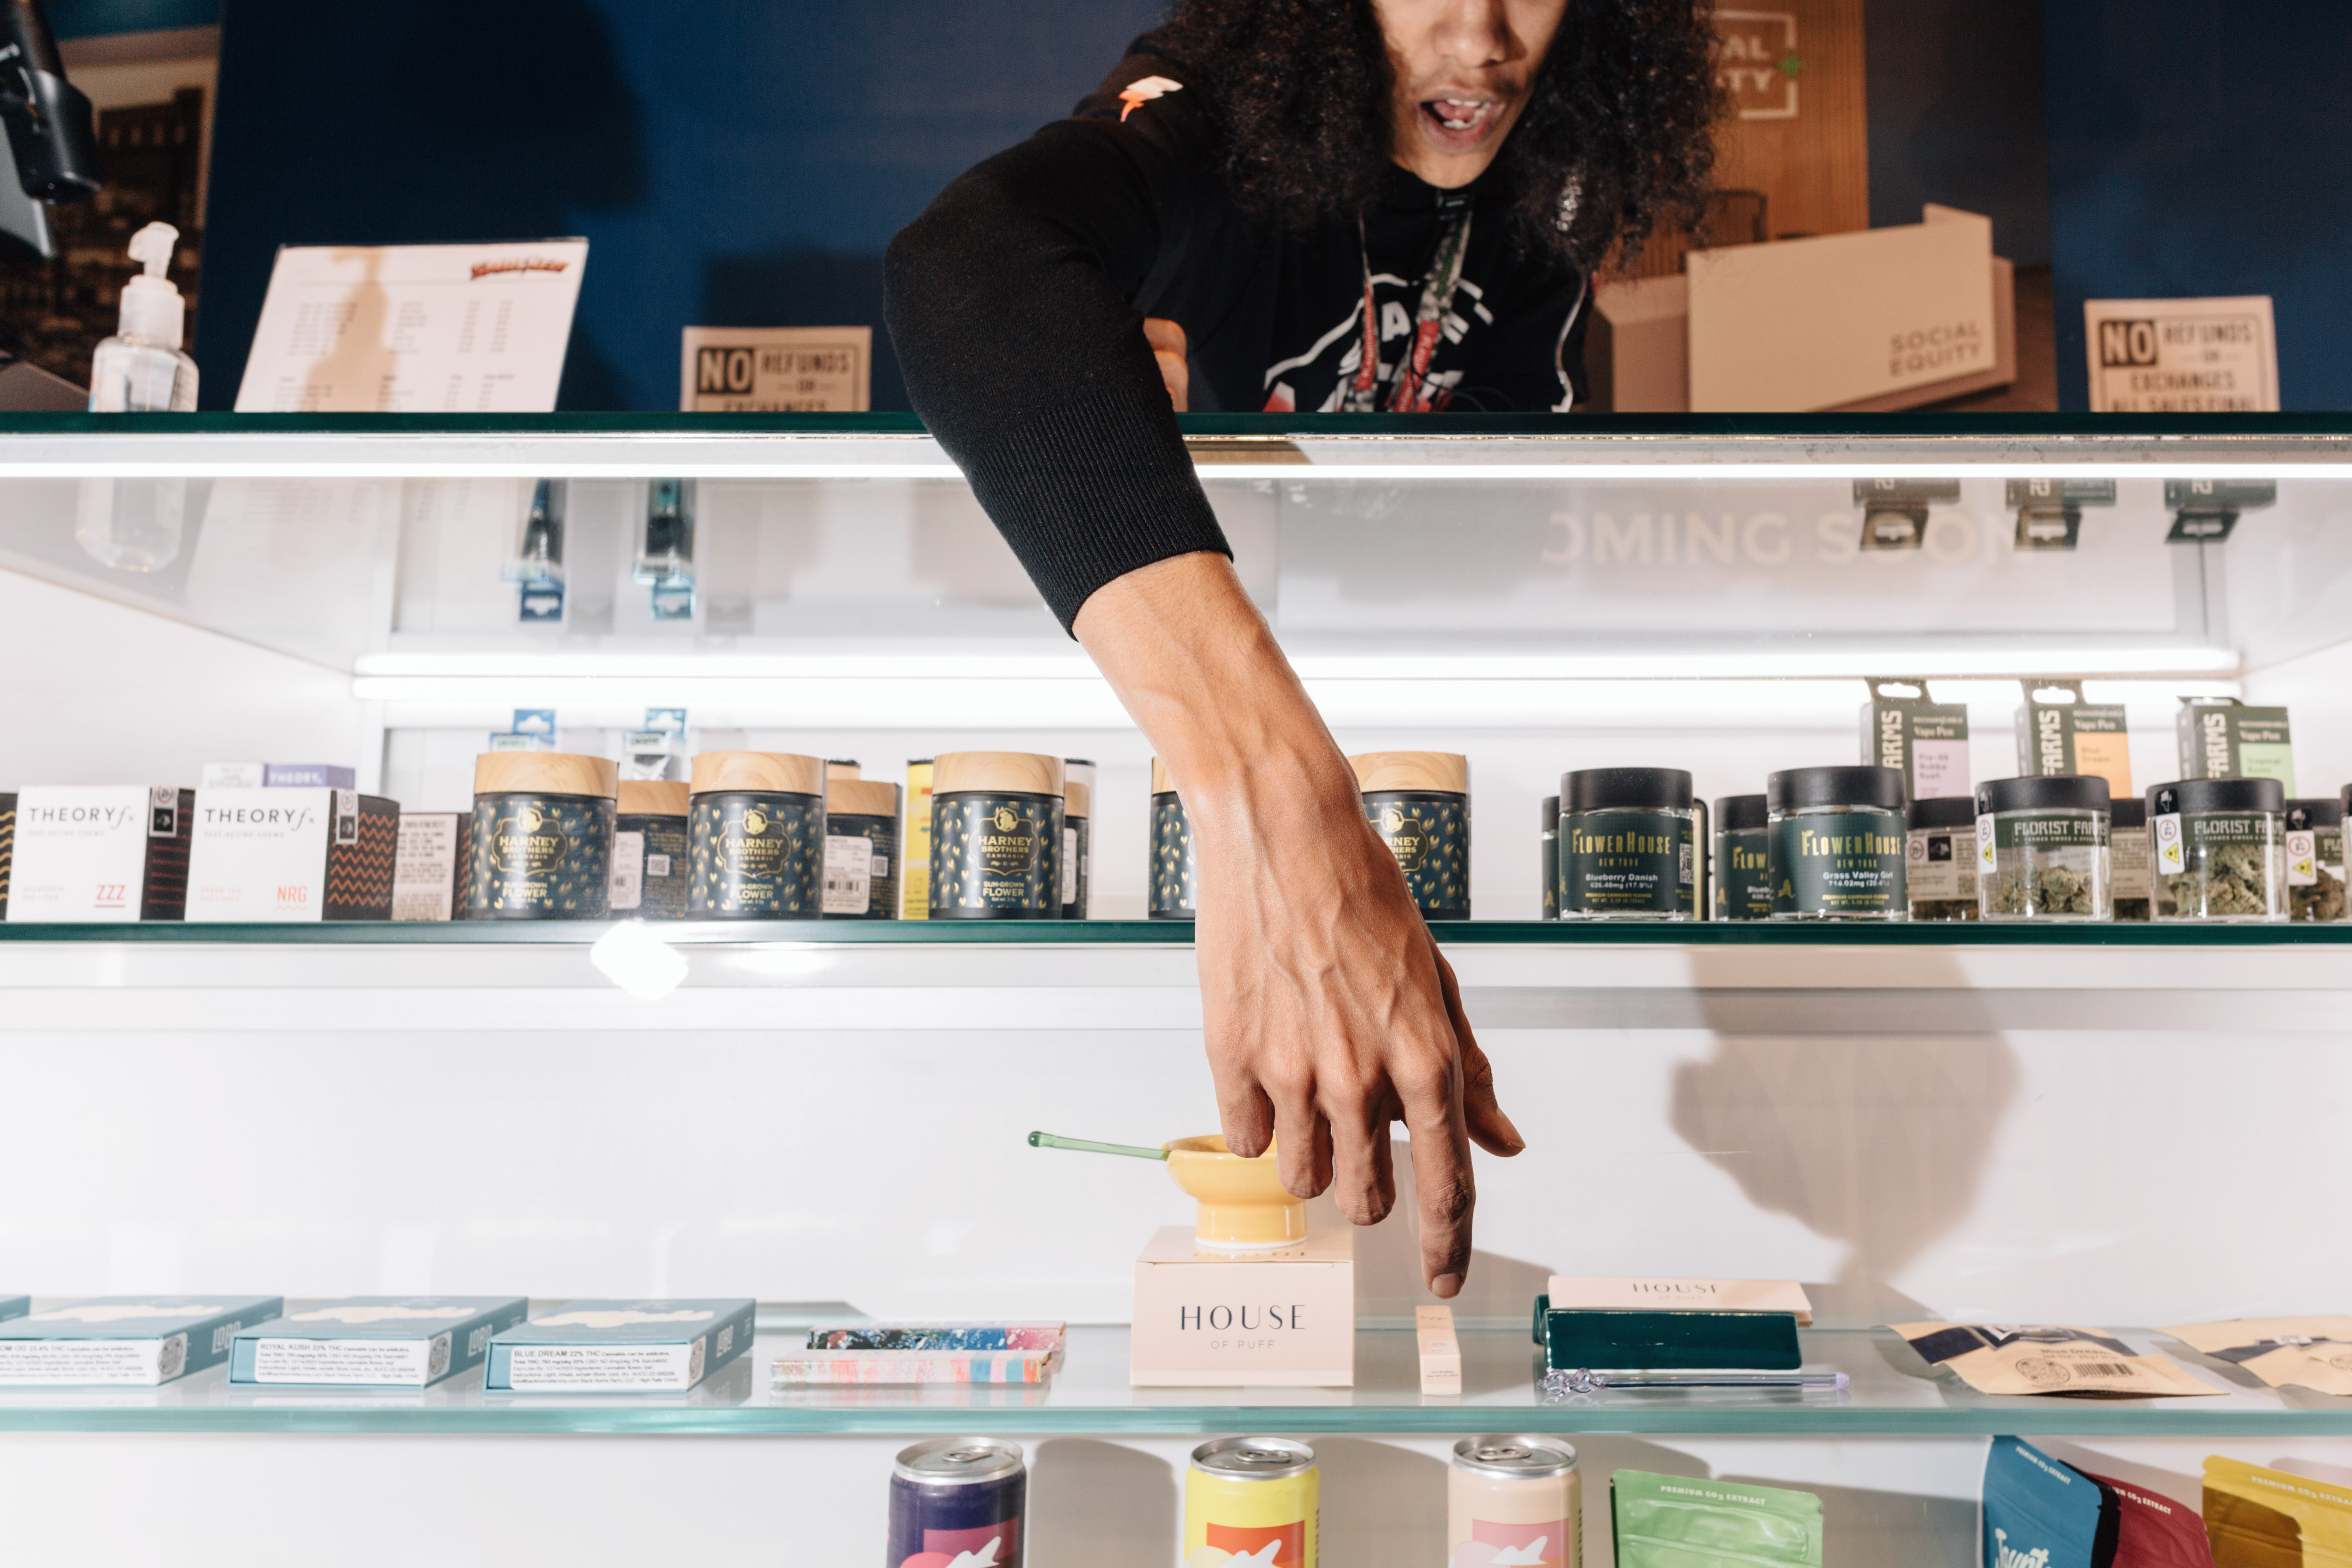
[116,221,185,350]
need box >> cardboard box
[392,812,465,922]
[486,1298,756,1392]
[1546,1275,1814,1327]
[1860,681,1971,803]
[1415,1303,1461,1396]
[3,786,192,922]
[1130,1226,1353,1387]
[0,1295,282,1385]
[2176,697,2295,791]
[201,763,358,790]
[185,788,400,922]
[230,1296,528,1387]
[2015,681,2133,798]
[0,1294,25,1324]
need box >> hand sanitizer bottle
[76,224,200,570]
[87,221,198,411]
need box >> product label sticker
[1906,829,1972,901]
[333,789,360,846]
[391,814,460,922]
[1910,739,1970,802]
[502,1341,699,1391]
[823,832,873,914]
[2153,812,2185,875]
[609,830,645,911]
[1771,815,1905,915]
[251,1336,436,1386]
[149,784,178,838]
[2288,829,2317,887]
[2111,828,2151,899]
[1060,826,1079,904]
[0,1334,181,1385]
[1564,811,1694,915]
[1976,813,1997,873]
[646,852,671,879]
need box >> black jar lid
[2287,797,2344,831]
[1907,795,1977,830]
[1976,775,2111,815]
[1541,795,1559,831]
[2110,798,2147,829]
[2147,777,2285,815]
[1766,766,1904,813]
[1563,767,1692,813]
[1714,794,1769,831]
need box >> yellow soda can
[1449,1435,1580,1568]
[902,759,934,918]
[1184,1436,1317,1568]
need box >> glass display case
[1,413,2349,1565]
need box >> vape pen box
[230,1296,528,1387]
[2014,680,2133,798]
[486,1298,756,1392]
[392,812,464,921]
[0,1295,282,1385]
[3,786,192,922]
[1859,681,1970,803]
[185,788,400,922]
[2176,697,2296,791]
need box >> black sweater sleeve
[884,58,1232,635]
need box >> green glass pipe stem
[1027,1131,1169,1161]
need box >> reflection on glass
[73,476,185,571]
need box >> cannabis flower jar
[1975,775,2111,921]
[1559,767,1699,920]
[1539,795,1559,921]
[1713,793,1771,921]
[2148,777,2286,922]
[1149,757,1196,920]
[931,751,1064,919]
[611,779,689,918]
[1767,766,1906,920]
[688,752,826,918]
[2285,797,2346,922]
[1060,778,1091,920]
[467,752,618,920]
[1351,751,1470,920]
[822,775,901,920]
[1904,795,1979,922]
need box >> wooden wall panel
[1713,0,1871,238]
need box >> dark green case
[1531,1294,1804,1371]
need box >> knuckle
[1422,1175,1475,1227]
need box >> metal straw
[1027,1131,1169,1161]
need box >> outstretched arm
[1075,550,1523,1295]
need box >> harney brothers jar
[689,752,826,918]
[1767,766,1906,920]
[1351,751,1470,920]
[2148,777,2286,922]
[1904,795,1978,922]
[1149,757,1196,921]
[1975,775,2111,922]
[1558,767,1699,921]
[467,752,618,920]
[931,751,1064,920]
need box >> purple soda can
[888,1437,1025,1568]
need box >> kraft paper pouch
[1985,1437,2109,1568]
[2204,1456,2352,1567]
[2165,1318,2352,1397]
[1892,1323,2221,1399]
[1611,1469,1823,1568]
[2088,1469,2215,1568]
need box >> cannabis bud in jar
[2148,777,2287,922]
[2285,797,2348,923]
[1975,775,2111,922]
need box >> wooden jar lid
[1151,757,1175,795]
[828,778,901,817]
[616,780,690,816]
[690,751,826,796]
[933,751,1064,797]
[826,759,861,779]
[1349,751,1469,795]
[474,752,619,799]
[1063,779,1090,818]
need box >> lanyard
[1346,194,1472,413]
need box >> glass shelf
[0,919,2346,947]
[0,1324,2340,1437]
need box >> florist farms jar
[1351,751,1470,920]
[610,779,689,918]
[1060,779,1091,920]
[2285,797,2346,922]
[1905,796,1978,921]
[931,751,1064,920]
[822,775,901,920]
[1558,768,1699,921]
[1149,757,1196,921]
[689,752,826,918]
[1975,775,2111,921]
[1539,795,1559,921]
[1713,794,1771,921]
[2148,777,2286,922]
[1767,766,1906,920]
[2110,797,2152,921]
[467,753,618,920]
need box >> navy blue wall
[2045,0,2352,410]
[1864,0,2050,266]
[195,1,1163,410]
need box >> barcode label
[2074,1362,2139,1378]
[823,834,872,914]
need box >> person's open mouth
[1419,95,1503,151]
